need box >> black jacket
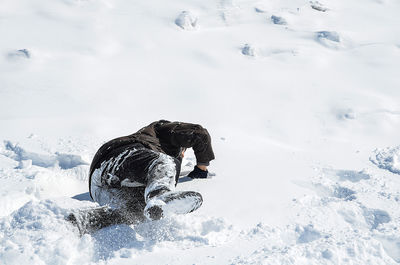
[89,120,215,181]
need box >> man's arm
[156,121,215,168]
[196,165,208,171]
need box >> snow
[1,0,400,264]
[175,11,198,30]
[371,146,400,175]
[271,15,287,25]
[3,140,88,169]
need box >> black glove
[187,166,208,179]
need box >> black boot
[66,206,131,235]
[144,191,203,221]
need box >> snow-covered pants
[90,144,181,221]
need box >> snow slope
[1,0,400,264]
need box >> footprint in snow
[335,108,356,120]
[322,168,370,183]
[175,11,198,30]
[332,186,356,201]
[317,31,340,42]
[339,205,391,230]
[362,208,391,230]
[242,44,256,57]
[296,224,323,244]
[254,7,265,13]
[241,44,297,59]
[310,1,328,12]
[7,49,30,60]
[271,15,287,25]
[302,181,357,201]
[315,31,344,49]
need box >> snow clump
[175,11,198,30]
[310,1,328,12]
[242,44,256,57]
[271,15,287,25]
[370,146,400,174]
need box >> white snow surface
[1,0,400,264]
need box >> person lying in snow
[68,120,215,234]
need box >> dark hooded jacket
[88,120,215,192]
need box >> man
[68,120,215,234]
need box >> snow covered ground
[1,0,400,264]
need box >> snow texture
[1,0,400,264]
[370,146,400,175]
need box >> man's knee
[146,187,170,200]
[144,154,181,202]
[147,153,179,181]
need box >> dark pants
[90,144,181,221]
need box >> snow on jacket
[88,120,215,191]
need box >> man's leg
[70,148,150,234]
[144,153,180,201]
[144,153,203,220]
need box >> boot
[66,206,130,235]
[144,191,203,221]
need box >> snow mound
[0,139,90,216]
[134,215,231,246]
[91,215,233,261]
[0,199,95,265]
[232,221,397,265]
[0,198,234,263]
[248,165,400,264]
[2,140,88,169]
[175,11,198,30]
[370,146,400,174]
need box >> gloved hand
[187,166,208,179]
